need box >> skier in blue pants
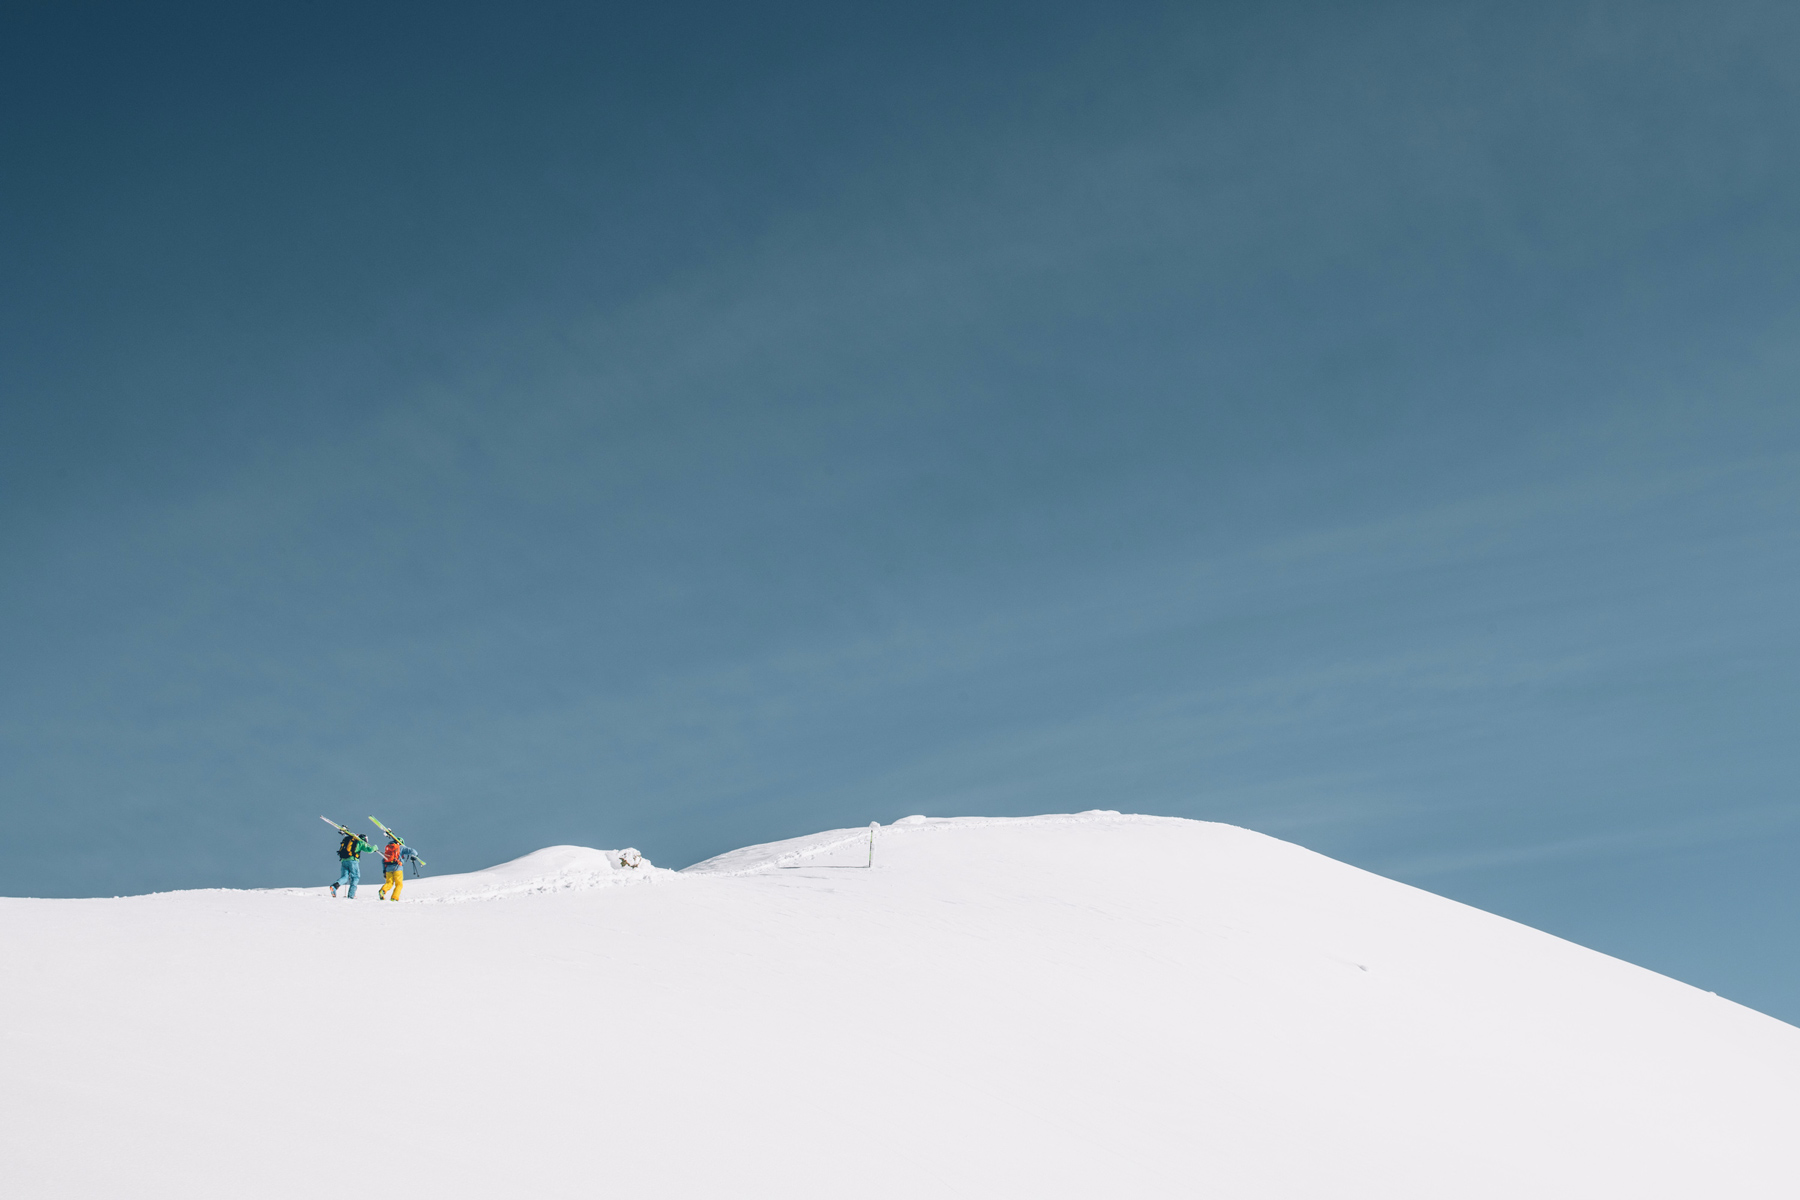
[331,831,372,898]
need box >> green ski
[369,816,426,866]
[321,815,371,848]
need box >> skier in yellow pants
[377,836,421,900]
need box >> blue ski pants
[335,858,360,897]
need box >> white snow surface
[383,843,673,902]
[4,813,1798,1198]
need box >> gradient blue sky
[4,2,1799,1017]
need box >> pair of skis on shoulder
[320,814,428,866]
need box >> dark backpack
[340,834,360,860]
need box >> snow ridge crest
[680,810,1170,877]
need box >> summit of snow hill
[3,814,1797,1199]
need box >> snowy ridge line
[681,811,1180,877]
[681,830,872,877]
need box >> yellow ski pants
[379,869,403,900]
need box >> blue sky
[4,2,1799,1018]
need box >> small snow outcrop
[405,845,672,903]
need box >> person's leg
[336,860,354,893]
[346,859,360,898]
[390,870,403,901]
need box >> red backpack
[382,841,402,866]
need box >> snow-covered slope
[3,814,1796,1198]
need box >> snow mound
[400,844,671,902]
[683,809,1143,875]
